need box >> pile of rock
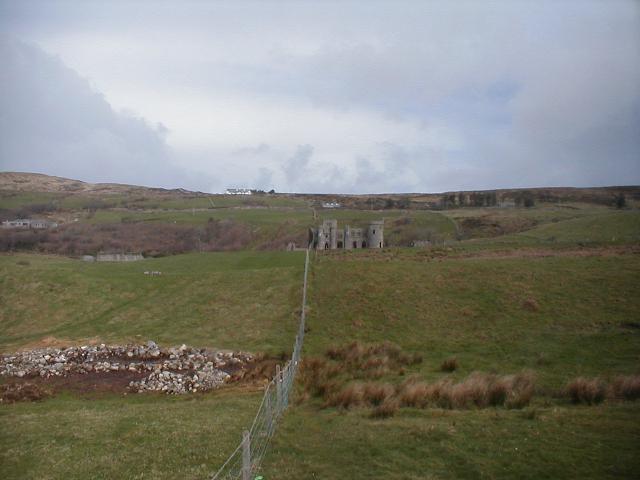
[131,364,230,394]
[0,341,253,394]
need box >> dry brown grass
[398,379,431,408]
[370,397,400,418]
[396,372,535,410]
[522,297,540,312]
[298,357,343,398]
[305,342,538,414]
[324,341,420,369]
[362,382,395,406]
[610,375,640,400]
[566,377,607,404]
[325,382,365,409]
[440,356,459,372]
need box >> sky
[0,0,639,193]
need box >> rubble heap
[0,341,253,394]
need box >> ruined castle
[310,219,384,250]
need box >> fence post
[275,364,282,413]
[242,430,251,480]
[265,389,273,437]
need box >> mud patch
[1,382,51,404]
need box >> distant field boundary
[211,247,311,480]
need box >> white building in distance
[225,188,252,195]
[2,219,58,229]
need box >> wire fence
[211,247,311,480]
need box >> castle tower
[367,220,384,249]
[317,219,338,250]
[344,225,353,250]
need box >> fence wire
[211,247,310,480]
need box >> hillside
[0,172,200,196]
[1,172,639,257]
[0,172,639,479]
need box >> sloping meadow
[261,248,640,479]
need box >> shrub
[440,357,459,372]
[566,377,607,404]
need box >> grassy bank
[258,248,640,477]
[0,251,305,353]
[0,388,262,480]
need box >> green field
[0,251,304,353]
[1,204,640,479]
[1,389,262,480]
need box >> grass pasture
[1,202,639,479]
[258,247,640,478]
[1,389,263,480]
[0,251,305,353]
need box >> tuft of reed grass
[325,382,365,409]
[610,375,640,400]
[398,371,535,409]
[440,356,459,372]
[369,397,399,418]
[362,382,395,406]
[565,377,606,404]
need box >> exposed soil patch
[1,342,289,401]
[1,341,261,399]
[0,382,51,404]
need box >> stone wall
[96,253,144,262]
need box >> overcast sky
[1,0,639,193]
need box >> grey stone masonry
[310,219,384,250]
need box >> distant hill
[0,172,201,196]
[1,172,638,207]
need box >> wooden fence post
[275,364,282,413]
[242,430,251,480]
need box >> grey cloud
[1,1,639,192]
[0,37,212,190]
[283,144,314,187]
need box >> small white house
[322,202,341,209]
[225,188,252,195]
[1,219,58,229]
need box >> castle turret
[367,220,384,249]
[317,219,338,250]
